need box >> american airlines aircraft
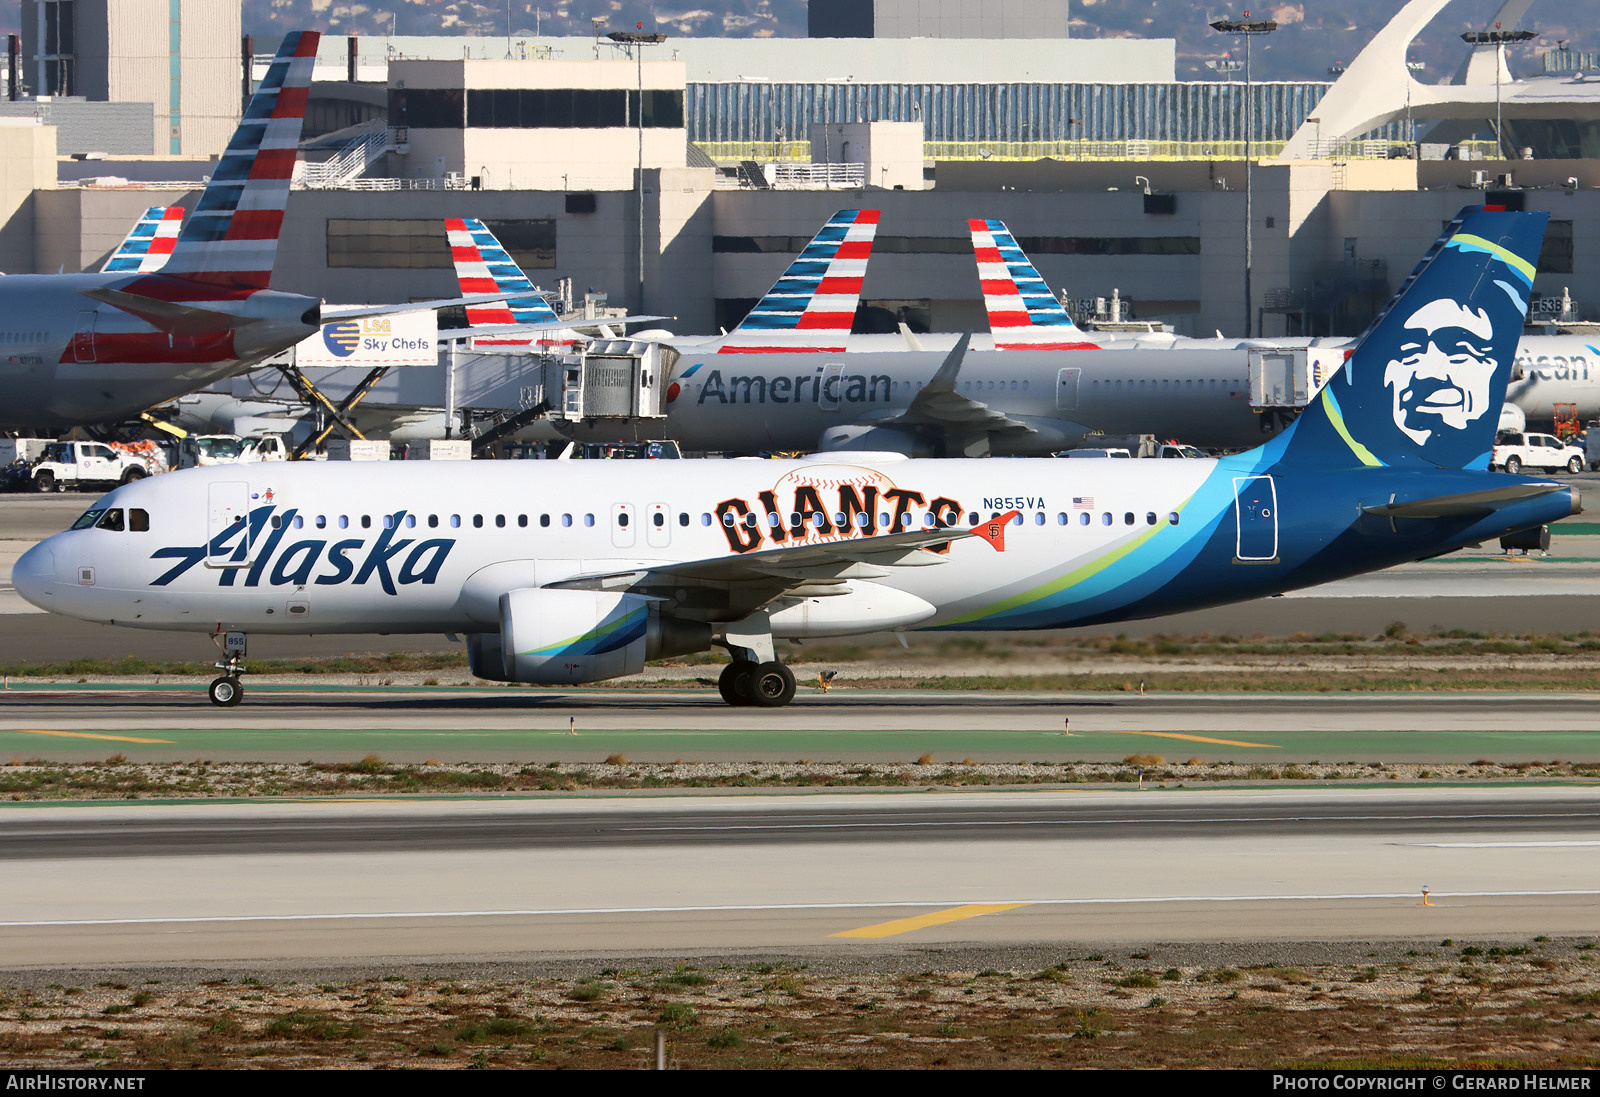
[13,207,1577,709]
[0,32,327,430]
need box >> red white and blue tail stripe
[970,218,1099,351]
[718,209,879,354]
[101,207,183,273]
[156,30,319,290]
[445,217,576,349]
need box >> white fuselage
[19,458,1214,637]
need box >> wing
[546,517,1016,623]
[877,334,1038,441]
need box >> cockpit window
[71,508,106,530]
[95,508,125,532]
[129,508,150,532]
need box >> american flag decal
[718,209,879,354]
[970,218,1100,351]
[1073,496,1094,509]
[445,218,574,349]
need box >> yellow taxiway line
[1100,730,1281,748]
[9,729,176,745]
[830,903,1031,939]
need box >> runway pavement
[1,788,1595,967]
[5,686,1600,761]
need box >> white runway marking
[8,889,1600,929]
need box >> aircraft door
[72,311,97,363]
[206,482,254,567]
[645,502,671,548]
[611,502,636,549]
[1232,476,1278,563]
[1056,368,1080,411]
[820,363,844,411]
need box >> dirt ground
[2,940,1598,1069]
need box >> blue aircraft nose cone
[12,542,56,612]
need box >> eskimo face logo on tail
[1384,299,1498,446]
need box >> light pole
[1461,25,1536,158]
[1210,15,1276,339]
[608,29,667,314]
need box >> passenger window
[619,512,631,528]
[271,515,282,529]
[1011,513,1022,526]
[316,515,327,529]
[968,513,979,526]
[702,513,713,526]
[517,515,527,528]
[1124,513,1135,525]
[1101,513,1112,526]
[1034,512,1045,526]
[584,514,595,527]
[339,516,350,529]
[1146,513,1157,525]
[428,515,438,528]
[1079,513,1091,526]
[382,515,394,529]
[1057,513,1068,525]
[540,514,550,527]
[495,515,506,528]
[450,515,461,528]
[652,512,663,527]
[562,514,573,527]
[1168,512,1180,525]
[405,515,417,528]
[129,508,149,532]
[473,515,483,528]
[292,516,304,529]
[677,513,688,527]
[360,515,371,529]
[95,509,125,531]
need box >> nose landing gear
[208,630,248,707]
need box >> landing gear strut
[716,613,797,707]
[208,631,248,707]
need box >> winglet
[970,510,1020,552]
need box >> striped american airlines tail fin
[101,207,183,273]
[717,209,879,354]
[444,217,574,348]
[156,30,319,290]
[969,218,1099,350]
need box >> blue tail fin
[1279,206,1546,470]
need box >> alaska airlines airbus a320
[11,207,1577,708]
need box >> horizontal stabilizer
[1361,482,1567,519]
[78,286,253,335]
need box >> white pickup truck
[23,441,165,492]
[1490,431,1586,475]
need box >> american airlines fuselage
[0,275,320,431]
[655,347,1276,455]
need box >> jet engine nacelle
[818,424,931,457]
[475,588,712,686]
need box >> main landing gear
[717,660,797,708]
[715,613,797,707]
[208,631,248,707]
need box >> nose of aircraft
[11,541,56,612]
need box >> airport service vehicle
[21,441,165,493]
[176,434,289,469]
[1061,448,1132,459]
[1490,432,1585,474]
[12,208,1579,708]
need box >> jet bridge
[550,339,678,441]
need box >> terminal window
[328,219,554,269]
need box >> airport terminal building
[0,0,1594,343]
